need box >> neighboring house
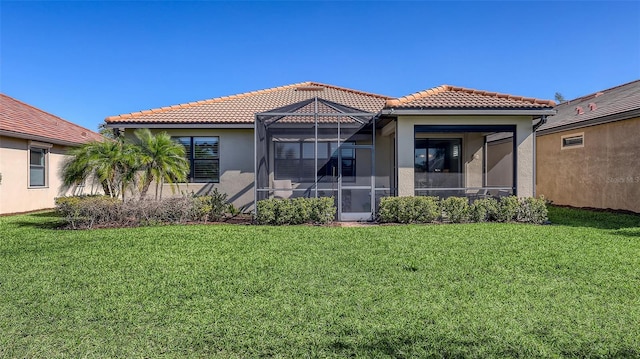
[105,82,554,220]
[0,94,103,215]
[536,80,640,213]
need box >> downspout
[314,96,318,198]
[532,115,548,197]
[254,114,258,217]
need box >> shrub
[412,196,441,223]
[275,199,298,225]
[255,198,278,225]
[378,197,401,223]
[518,196,548,224]
[55,195,121,229]
[496,196,520,222]
[378,195,547,225]
[193,188,229,222]
[441,197,470,223]
[399,196,439,223]
[378,196,439,224]
[469,198,498,222]
[309,197,336,224]
[205,188,230,221]
[228,204,241,217]
[55,192,236,229]
[255,197,336,225]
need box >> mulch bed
[551,204,640,217]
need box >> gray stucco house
[105,82,555,220]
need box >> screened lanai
[254,95,393,221]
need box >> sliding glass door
[415,138,462,196]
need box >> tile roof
[0,94,103,145]
[538,79,640,132]
[105,82,391,124]
[385,85,555,109]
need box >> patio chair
[495,190,511,199]
[465,188,489,203]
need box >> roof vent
[575,106,584,115]
[588,103,597,111]
[81,131,87,137]
[295,86,324,92]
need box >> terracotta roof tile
[0,94,103,145]
[386,85,555,109]
[105,82,391,124]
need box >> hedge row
[55,189,232,229]
[378,196,548,224]
[255,197,335,225]
[56,194,546,228]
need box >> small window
[175,137,220,183]
[29,147,48,187]
[561,133,584,149]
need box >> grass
[1,207,639,358]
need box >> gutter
[532,115,548,131]
[103,123,255,129]
[0,129,90,147]
[380,108,556,116]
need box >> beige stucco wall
[486,140,513,187]
[122,128,255,211]
[396,115,534,197]
[536,118,640,213]
[464,132,485,188]
[375,130,395,189]
[0,136,86,214]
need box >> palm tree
[133,129,189,200]
[62,138,139,200]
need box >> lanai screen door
[255,97,376,221]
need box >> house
[536,80,640,213]
[104,82,555,220]
[0,94,103,214]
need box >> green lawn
[1,207,639,358]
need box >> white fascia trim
[0,130,82,147]
[382,109,557,116]
[104,123,255,129]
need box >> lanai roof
[0,94,103,146]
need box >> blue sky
[2,1,639,131]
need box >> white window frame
[28,141,52,188]
[560,132,584,150]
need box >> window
[29,147,48,187]
[414,138,463,190]
[274,141,355,182]
[175,137,219,182]
[561,133,584,149]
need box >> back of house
[105,81,554,221]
